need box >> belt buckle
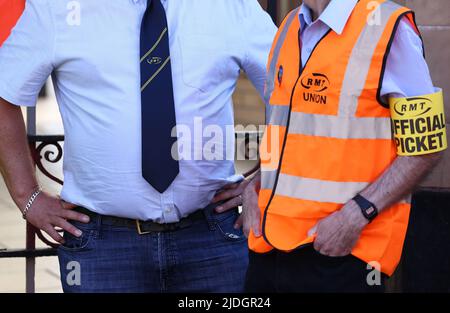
[136,220,151,235]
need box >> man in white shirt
[0,0,276,292]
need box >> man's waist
[73,206,208,234]
[61,172,239,220]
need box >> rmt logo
[301,73,330,105]
[301,73,330,93]
[393,97,433,117]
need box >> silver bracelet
[22,188,42,220]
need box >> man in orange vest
[242,0,447,292]
[0,0,25,45]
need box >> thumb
[234,215,243,230]
[307,224,318,237]
[252,218,262,238]
[252,226,262,238]
[60,200,78,210]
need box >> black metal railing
[0,136,65,292]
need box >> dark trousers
[245,246,386,293]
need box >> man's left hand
[308,201,369,257]
[211,179,250,214]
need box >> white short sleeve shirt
[0,0,277,222]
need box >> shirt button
[165,207,172,213]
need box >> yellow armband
[390,88,447,156]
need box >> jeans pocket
[214,211,246,243]
[59,227,95,252]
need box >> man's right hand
[24,192,90,244]
[238,172,262,238]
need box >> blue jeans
[57,205,248,293]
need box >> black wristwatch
[352,194,378,223]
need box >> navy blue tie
[140,0,179,193]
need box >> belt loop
[202,203,217,231]
[95,211,103,237]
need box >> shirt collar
[299,0,358,35]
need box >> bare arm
[312,152,443,256]
[0,98,89,243]
[0,98,39,208]
[360,154,443,213]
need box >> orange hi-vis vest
[0,0,25,45]
[249,0,421,276]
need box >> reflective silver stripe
[261,169,279,191]
[264,10,298,122]
[289,112,393,139]
[263,171,412,205]
[268,105,290,126]
[339,1,402,116]
[271,172,368,204]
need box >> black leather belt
[74,206,206,235]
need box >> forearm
[360,153,443,213]
[311,152,445,256]
[0,98,39,210]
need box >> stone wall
[400,0,450,188]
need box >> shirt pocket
[178,34,239,93]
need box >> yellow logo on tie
[147,57,162,65]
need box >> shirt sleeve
[241,0,278,99]
[380,17,435,101]
[0,0,55,107]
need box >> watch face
[365,207,376,215]
[364,206,378,221]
